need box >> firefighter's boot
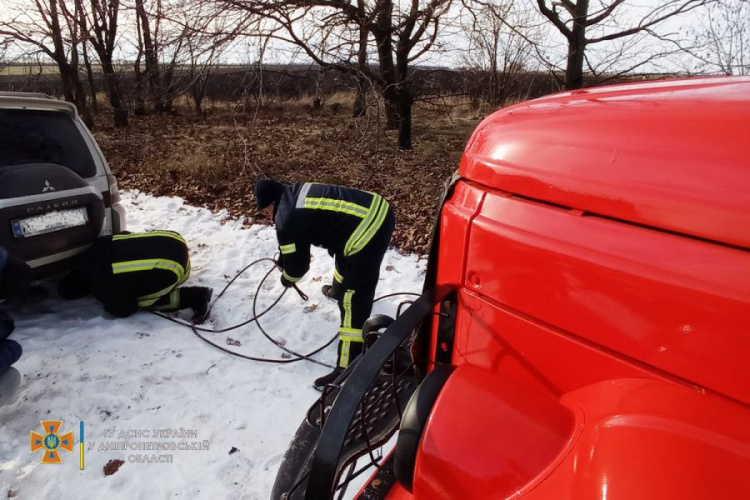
[181,286,213,324]
[313,339,363,390]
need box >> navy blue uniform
[59,231,210,321]
[275,183,395,368]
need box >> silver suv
[0,92,126,276]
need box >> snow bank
[0,191,426,499]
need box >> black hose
[151,257,421,367]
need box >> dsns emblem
[30,420,75,464]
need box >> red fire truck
[273,76,750,500]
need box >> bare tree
[133,0,173,113]
[176,0,251,117]
[683,0,749,75]
[221,0,454,150]
[0,39,13,73]
[535,0,714,89]
[72,0,129,126]
[462,1,540,107]
[0,0,92,124]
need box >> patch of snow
[0,190,426,499]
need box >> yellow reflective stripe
[349,199,389,256]
[282,270,302,283]
[146,290,181,310]
[138,297,159,307]
[344,195,382,256]
[280,243,297,255]
[138,283,177,301]
[339,340,351,368]
[339,327,363,342]
[177,259,191,286]
[112,259,185,281]
[333,267,344,284]
[113,230,186,245]
[303,198,369,218]
[343,290,354,329]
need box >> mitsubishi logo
[42,180,55,193]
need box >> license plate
[12,207,89,238]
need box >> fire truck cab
[273,76,750,500]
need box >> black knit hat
[254,179,284,210]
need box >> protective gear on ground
[263,182,395,369]
[58,231,212,321]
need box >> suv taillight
[107,174,121,205]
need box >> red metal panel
[382,482,412,500]
[411,364,575,499]
[434,181,486,287]
[460,77,750,249]
[462,191,750,404]
[453,291,665,398]
[429,181,485,363]
[521,379,750,500]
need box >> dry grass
[95,97,480,253]
[0,64,61,76]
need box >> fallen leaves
[103,459,125,476]
[96,108,475,255]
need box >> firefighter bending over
[254,180,395,389]
[58,231,212,323]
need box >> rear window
[0,108,97,178]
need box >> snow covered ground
[0,191,427,499]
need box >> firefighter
[58,231,213,323]
[255,180,395,388]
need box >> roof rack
[0,91,55,99]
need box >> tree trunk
[134,58,146,116]
[135,0,162,113]
[82,42,98,113]
[160,64,176,114]
[353,78,367,118]
[193,92,204,117]
[372,0,400,129]
[353,18,368,118]
[49,0,89,125]
[383,93,399,129]
[61,63,92,128]
[396,89,413,150]
[395,24,413,150]
[565,0,589,90]
[101,57,128,127]
[489,30,500,106]
[190,73,205,118]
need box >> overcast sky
[0,0,725,75]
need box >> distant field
[0,64,60,76]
